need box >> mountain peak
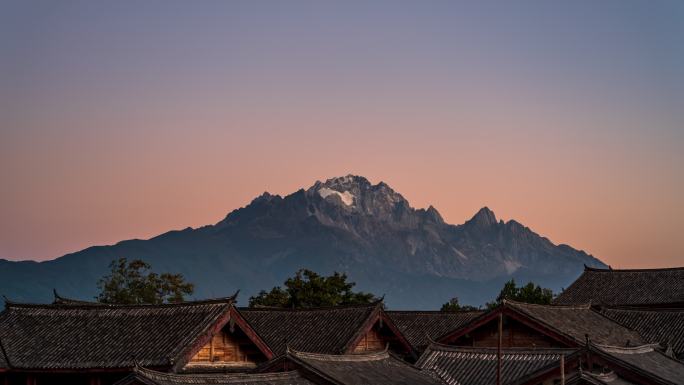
[307,175,408,211]
[467,206,498,227]
[322,174,370,186]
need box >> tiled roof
[0,338,8,370]
[386,311,483,351]
[115,366,316,385]
[238,302,382,355]
[504,300,645,347]
[601,307,684,358]
[553,266,684,307]
[415,343,576,385]
[287,348,444,385]
[592,343,684,385]
[0,296,236,369]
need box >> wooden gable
[350,316,413,358]
[188,322,269,367]
[353,325,386,353]
[451,316,562,348]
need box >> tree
[248,269,378,308]
[96,258,194,304]
[486,279,553,309]
[440,297,480,312]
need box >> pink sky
[1,1,682,268]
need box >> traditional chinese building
[386,310,483,353]
[0,293,275,385]
[416,343,579,385]
[599,306,684,360]
[237,301,415,359]
[577,342,684,385]
[553,266,684,308]
[438,300,645,349]
[253,347,443,385]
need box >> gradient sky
[1,1,683,268]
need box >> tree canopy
[486,279,553,309]
[96,258,194,304]
[248,269,379,308]
[440,297,480,312]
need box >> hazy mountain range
[0,175,605,309]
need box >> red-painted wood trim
[230,307,275,359]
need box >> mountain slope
[0,175,605,309]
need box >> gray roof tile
[416,343,576,385]
[0,297,235,369]
[386,311,483,351]
[554,267,684,307]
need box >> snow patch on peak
[318,187,355,206]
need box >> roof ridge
[386,310,483,314]
[601,305,684,312]
[239,301,381,312]
[593,342,660,354]
[423,341,577,355]
[135,365,303,380]
[585,265,684,272]
[504,298,592,310]
[6,294,237,310]
[288,346,389,361]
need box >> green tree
[96,258,194,304]
[440,297,480,312]
[486,279,553,309]
[248,269,378,308]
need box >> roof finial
[230,289,240,302]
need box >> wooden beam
[560,354,565,385]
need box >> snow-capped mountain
[0,175,605,308]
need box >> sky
[1,1,682,268]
